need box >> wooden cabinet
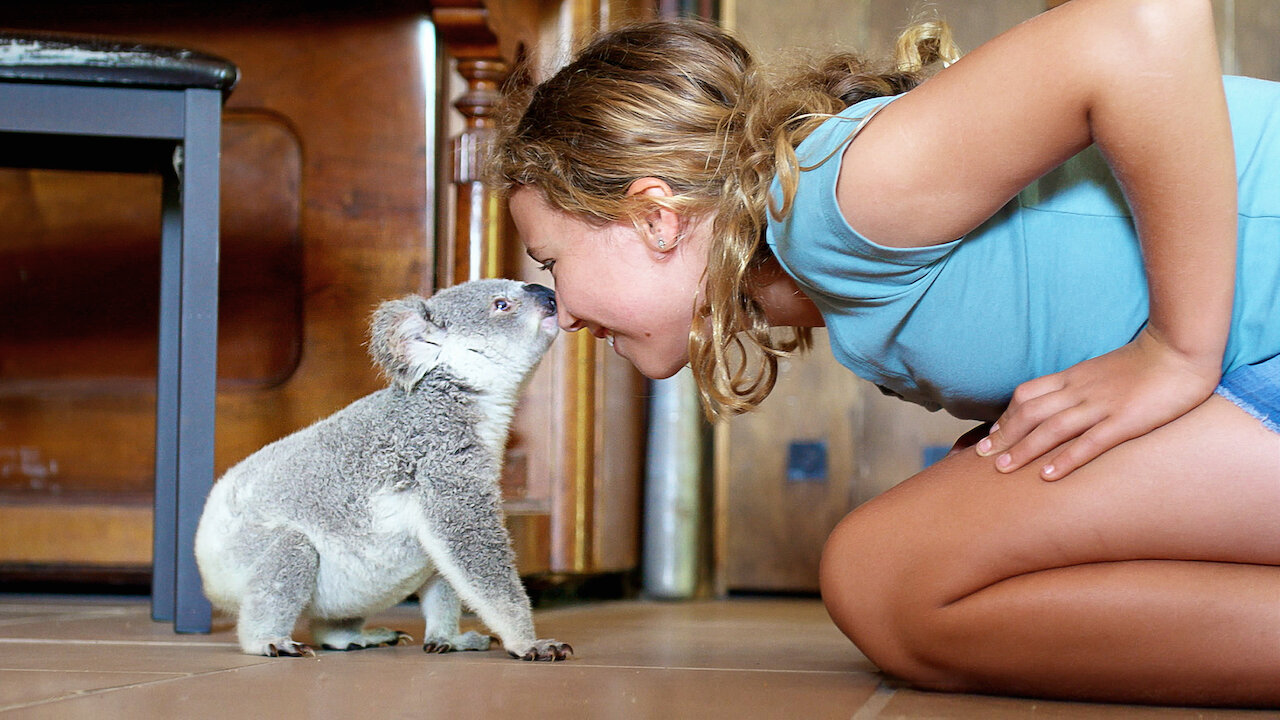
[0,0,647,586]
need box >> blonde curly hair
[491,18,959,419]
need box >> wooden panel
[717,333,863,593]
[0,8,438,575]
[0,114,301,387]
[1231,0,1280,81]
[0,505,152,565]
[731,0,1042,63]
[591,343,647,572]
[0,0,651,583]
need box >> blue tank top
[765,75,1280,421]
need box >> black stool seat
[0,31,238,95]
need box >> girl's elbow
[1120,0,1215,54]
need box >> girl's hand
[975,329,1222,480]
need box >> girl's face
[508,185,708,379]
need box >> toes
[389,631,414,647]
[267,642,315,658]
[513,641,573,662]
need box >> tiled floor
[0,595,1274,719]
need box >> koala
[194,279,571,661]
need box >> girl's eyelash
[537,260,555,273]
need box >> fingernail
[990,422,1000,434]
[996,453,1012,471]
[976,438,992,455]
[1041,465,1057,480]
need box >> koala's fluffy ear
[369,295,445,391]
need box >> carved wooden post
[432,0,510,285]
[449,56,508,283]
[433,1,533,511]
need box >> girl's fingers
[1041,423,1121,481]
[978,382,1074,458]
[992,404,1097,474]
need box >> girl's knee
[819,492,968,690]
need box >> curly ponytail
[491,17,959,419]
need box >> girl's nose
[558,308,585,332]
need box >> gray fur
[194,279,571,661]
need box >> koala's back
[225,385,485,527]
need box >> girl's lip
[593,328,616,347]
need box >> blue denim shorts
[1214,353,1280,434]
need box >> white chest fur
[306,490,435,618]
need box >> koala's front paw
[507,639,573,662]
[423,630,493,653]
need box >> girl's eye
[537,259,555,273]
[493,298,511,312]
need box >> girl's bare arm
[838,0,1236,480]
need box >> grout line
[0,665,255,713]
[848,681,896,719]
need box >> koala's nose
[523,283,556,315]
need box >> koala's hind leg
[236,528,319,657]
[419,575,492,653]
[311,617,413,651]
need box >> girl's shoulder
[793,95,901,168]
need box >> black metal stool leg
[173,87,221,634]
[152,155,182,624]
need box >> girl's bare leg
[821,394,1280,707]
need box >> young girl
[494,0,1279,707]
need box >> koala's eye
[493,298,512,312]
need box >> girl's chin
[620,342,688,380]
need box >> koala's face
[371,279,558,393]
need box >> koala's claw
[510,640,573,662]
[267,641,316,658]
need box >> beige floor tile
[3,595,1274,718]
[511,599,877,674]
[0,669,181,709]
[0,611,236,646]
[0,641,265,674]
[1,655,879,720]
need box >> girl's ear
[626,177,681,253]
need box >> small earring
[656,234,667,250]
